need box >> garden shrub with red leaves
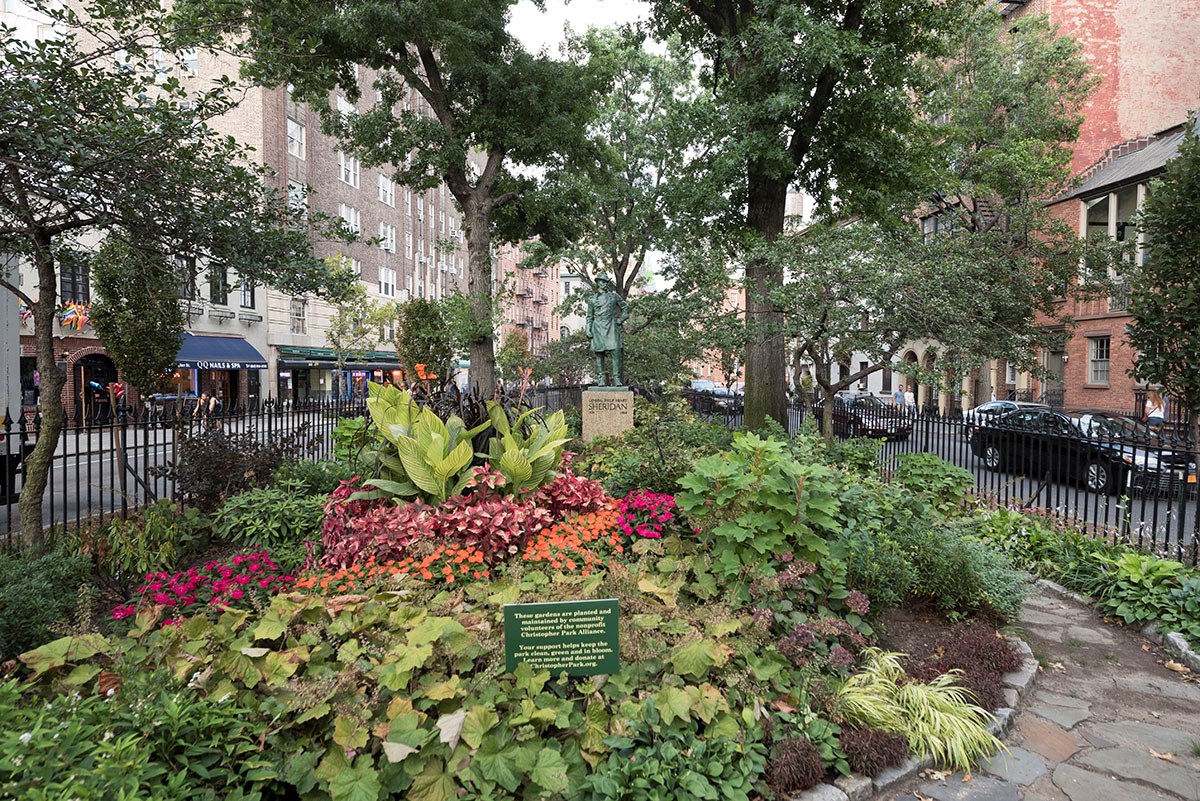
[111,552,293,627]
[840,728,909,777]
[530,470,612,520]
[318,472,552,569]
[766,737,826,797]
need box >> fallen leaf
[382,742,419,763]
[1150,749,1174,762]
[962,773,973,782]
[1049,662,1067,673]
[1142,644,1151,652]
[771,700,797,714]
[1164,660,1191,674]
[436,709,467,751]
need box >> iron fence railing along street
[5,387,1196,568]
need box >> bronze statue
[585,276,630,386]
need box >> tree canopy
[173,0,605,395]
[0,1,338,548]
[1128,121,1200,446]
[647,0,970,427]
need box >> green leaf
[669,639,726,678]
[327,755,382,801]
[474,730,521,792]
[529,748,570,795]
[462,705,499,750]
[334,715,369,749]
[408,759,457,801]
[655,686,692,725]
[20,634,110,675]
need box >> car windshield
[851,396,885,409]
[1078,414,1160,441]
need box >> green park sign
[504,599,619,676]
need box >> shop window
[1088,337,1110,385]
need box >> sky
[508,0,651,54]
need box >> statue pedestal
[582,388,634,443]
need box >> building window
[286,118,305,159]
[349,258,362,277]
[290,298,307,334]
[209,266,228,305]
[1005,362,1017,384]
[379,266,396,297]
[180,47,198,74]
[857,361,868,390]
[286,180,307,215]
[379,222,396,253]
[338,152,360,188]
[1088,337,1110,385]
[405,189,412,212]
[338,203,360,234]
[337,96,354,118]
[881,367,892,393]
[60,264,90,303]
[176,255,197,300]
[378,175,395,206]
[240,279,256,309]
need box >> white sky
[509,0,651,54]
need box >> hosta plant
[484,402,571,495]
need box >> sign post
[504,599,619,676]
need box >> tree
[88,239,185,394]
[325,273,388,399]
[496,328,531,385]
[392,297,456,385]
[1128,121,1200,455]
[648,0,969,428]
[526,28,732,301]
[776,5,1102,439]
[0,3,338,549]
[176,0,604,396]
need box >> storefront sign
[504,599,619,676]
[194,360,267,371]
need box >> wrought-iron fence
[5,387,1197,566]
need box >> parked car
[969,407,1196,495]
[1069,409,1194,448]
[684,385,743,415]
[961,400,1049,439]
[814,394,912,441]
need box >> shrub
[271,458,356,495]
[839,728,909,777]
[576,397,732,496]
[892,452,974,516]
[766,737,826,797]
[834,649,1002,771]
[0,672,273,800]
[909,623,1023,711]
[95,500,207,586]
[900,522,1028,621]
[0,545,93,661]
[827,437,883,479]
[529,467,612,521]
[678,433,840,577]
[212,488,326,554]
[154,425,317,512]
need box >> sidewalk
[882,583,1200,801]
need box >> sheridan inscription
[504,599,619,676]
[586,398,629,412]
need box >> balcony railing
[1108,282,1130,313]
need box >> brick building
[999,0,1200,414]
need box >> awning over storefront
[276,346,400,372]
[175,334,269,370]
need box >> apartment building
[495,243,561,361]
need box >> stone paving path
[880,583,1200,801]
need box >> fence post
[116,398,129,521]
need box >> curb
[793,635,1036,801]
[1036,578,1200,673]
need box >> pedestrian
[904,388,916,417]
[892,386,904,408]
[1144,390,1166,433]
[195,392,209,420]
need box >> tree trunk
[820,384,837,445]
[463,199,497,397]
[19,240,64,552]
[743,163,789,429]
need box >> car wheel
[1085,461,1114,494]
[983,444,1004,471]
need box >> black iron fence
[5,388,1197,566]
[684,396,1198,565]
[1,398,365,547]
